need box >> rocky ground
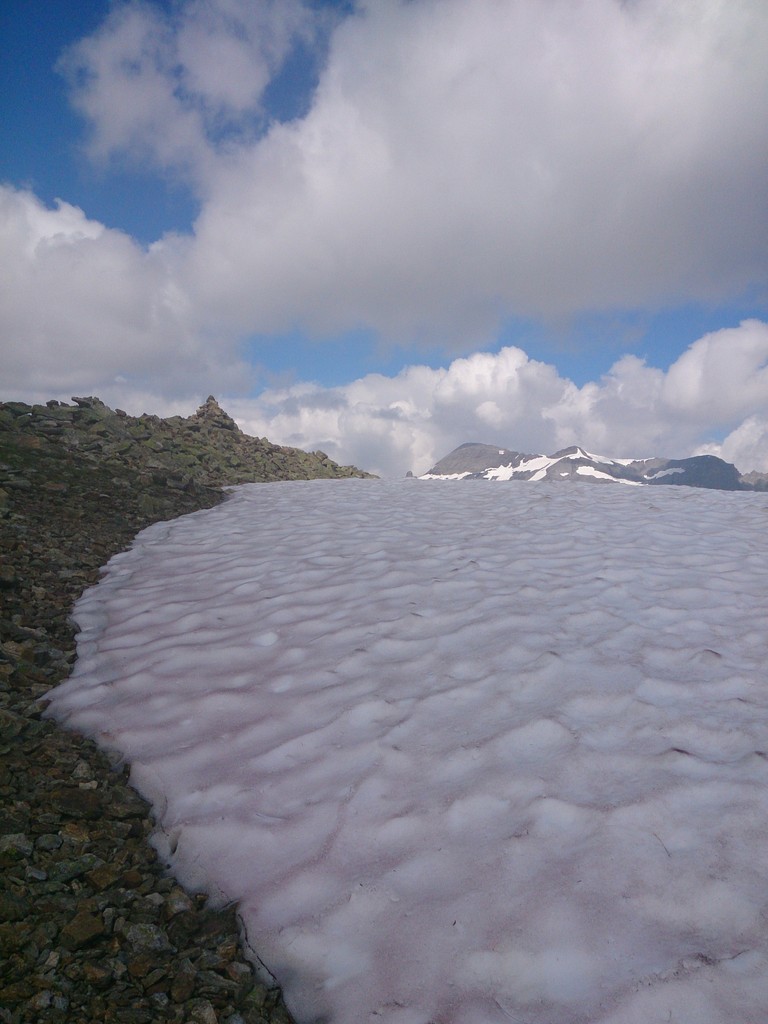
[0,397,372,1024]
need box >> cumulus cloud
[3,0,768,468]
[228,321,768,477]
[0,185,251,408]
[3,184,766,474]
[58,0,318,186]
[698,417,768,475]
[49,0,768,344]
[183,0,768,342]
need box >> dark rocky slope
[0,396,372,1024]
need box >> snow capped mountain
[421,443,750,490]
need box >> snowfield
[47,480,768,1024]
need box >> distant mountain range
[420,443,768,491]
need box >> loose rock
[0,396,368,1023]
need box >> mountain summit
[421,442,760,491]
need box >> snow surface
[47,480,768,1024]
[645,467,686,481]
[421,471,472,481]
[570,449,639,467]
[486,455,551,480]
[575,466,642,485]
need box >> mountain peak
[193,395,240,432]
[421,442,750,491]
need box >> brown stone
[0,922,30,954]
[170,957,197,1002]
[60,910,106,950]
[0,891,30,922]
[86,862,121,890]
[82,962,114,988]
[49,786,103,819]
[0,980,35,1002]
[163,886,194,920]
[127,953,156,979]
[111,789,150,819]
[120,867,144,888]
[62,820,93,841]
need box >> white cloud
[58,0,316,186]
[663,322,768,421]
[3,0,768,474]
[3,182,766,475]
[51,0,768,343]
[59,4,211,182]
[182,0,768,342]
[698,417,768,476]
[0,185,252,407]
[227,322,768,477]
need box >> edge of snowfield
[46,479,768,1024]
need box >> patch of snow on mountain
[570,447,604,461]
[576,466,642,485]
[574,449,638,466]
[420,471,472,480]
[47,480,768,1024]
[645,467,686,480]
[483,463,517,480]
[486,455,555,480]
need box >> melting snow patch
[576,465,642,485]
[419,471,471,480]
[644,467,686,480]
[47,480,768,1024]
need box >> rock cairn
[0,396,372,1024]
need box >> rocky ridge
[0,394,372,498]
[0,397,372,1024]
[421,441,767,490]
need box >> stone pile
[1,396,371,1023]
[0,395,371,496]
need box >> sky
[2,0,768,477]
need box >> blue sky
[2,0,768,475]
[0,0,329,245]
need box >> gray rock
[123,922,174,954]
[0,394,336,1024]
